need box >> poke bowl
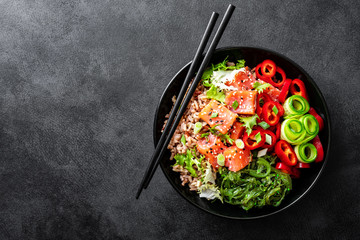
[153,46,330,219]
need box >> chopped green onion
[257,148,268,158]
[258,121,270,130]
[217,154,225,166]
[272,105,279,115]
[235,139,244,149]
[232,100,239,110]
[255,132,262,143]
[194,122,203,134]
[265,134,272,145]
[211,112,218,118]
[181,134,186,146]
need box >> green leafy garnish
[202,79,212,87]
[202,69,214,82]
[238,114,259,134]
[211,112,218,118]
[220,133,234,145]
[232,100,239,110]
[181,134,186,146]
[206,85,226,103]
[255,132,262,143]
[272,105,279,115]
[174,150,199,177]
[258,121,270,130]
[253,81,271,93]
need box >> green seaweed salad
[217,155,291,210]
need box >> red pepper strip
[309,107,324,131]
[274,102,284,117]
[275,140,298,166]
[262,101,281,126]
[275,122,281,140]
[243,129,265,150]
[261,60,277,78]
[276,162,292,174]
[263,130,276,148]
[296,162,311,168]
[256,93,272,120]
[271,66,286,88]
[278,79,292,103]
[276,163,301,178]
[312,135,324,163]
[290,79,309,101]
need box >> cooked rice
[162,84,210,191]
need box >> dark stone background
[0,0,359,239]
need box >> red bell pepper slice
[262,101,281,126]
[275,162,292,174]
[275,122,281,140]
[261,60,277,78]
[275,101,284,117]
[278,78,292,103]
[255,63,272,83]
[276,163,301,178]
[271,66,286,88]
[256,93,272,118]
[296,162,311,168]
[312,135,324,163]
[263,130,276,149]
[290,79,309,101]
[308,107,324,131]
[243,129,265,150]
[275,140,298,166]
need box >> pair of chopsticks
[136,4,236,199]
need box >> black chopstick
[135,12,218,200]
[142,4,235,189]
[136,4,235,199]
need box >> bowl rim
[152,46,331,219]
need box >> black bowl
[153,46,331,219]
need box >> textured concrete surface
[0,0,359,239]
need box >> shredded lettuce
[202,57,246,81]
[238,114,259,135]
[197,158,221,201]
[198,184,222,201]
[202,161,216,184]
